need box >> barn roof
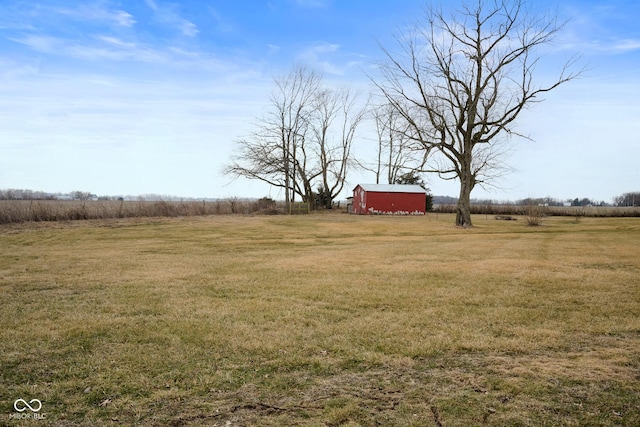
[355,184,427,194]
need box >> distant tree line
[516,197,606,207]
[0,189,57,200]
[0,189,100,200]
[0,189,221,202]
[614,192,640,207]
[2,188,637,209]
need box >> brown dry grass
[0,199,280,224]
[1,213,639,426]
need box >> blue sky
[1,0,638,202]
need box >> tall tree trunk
[456,171,474,227]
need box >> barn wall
[352,185,427,215]
[353,185,366,214]
[365,192,425,215]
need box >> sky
[0,0,638,203]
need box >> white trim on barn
[355,184,427,194]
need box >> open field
[1,213,639,426]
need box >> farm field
[1,213,639,426]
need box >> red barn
[352,184,427,215]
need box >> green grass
[1,214,639,426]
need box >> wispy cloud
[0,1,135,33]
[94,35,137,49]
[556,37,640,55]
[7,32,238,72]
[144,0,159,11]
[144,0,199,37]
[609,38,640,53]
[0,58,40,80]
[558,3,640,55]
[298,42,345,75]
[267,44,281,55]
[180,21,199,37]
[2,1,213,68]
[48,3,135,27]
[9,34,143,62]
[8,35,57,54]
[8,33,202,68]
[208,8,234,34]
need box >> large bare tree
[313,88,366,208]
[225,65,364,209]
[225,65,321,205]
[374,0,581,226]
[371,103,428,184]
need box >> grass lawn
[1,213,639,426]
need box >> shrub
[523,203,546,226]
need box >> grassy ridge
[1,214,639,425]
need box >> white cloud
[146,0,199,37]
[94,35,137,49]
[180,20,199,37]
[113,10,136,27]
[298,42,344,75]
[144,0,159,12]
[556,37,640,55]
[53,3,135,27]
[611,38,640,53]
[168,46,199,58]
[8,34,156,62]
[9,33,230,69]
[8,35,58,54]
[267,44,281,55]
[557,2,640,55]
[309,42,340,54]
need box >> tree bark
[456,174,473,227]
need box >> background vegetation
[434,203,640,218]
[1,213,638,426]
[1,197,639,225]
[0,198,281,225]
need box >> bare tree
[225,65,321,205]
[225,65,364,209]
[373,0,581,226]
[371,103,428,184]
[313,88,366,208]
[614,192,640,207]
